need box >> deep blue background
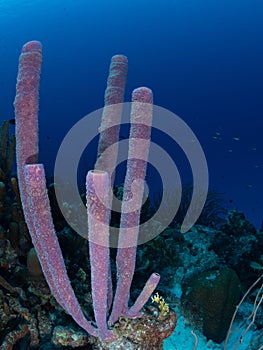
[0,0,262,227]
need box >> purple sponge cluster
[14,41,159,342]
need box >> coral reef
[1,39,262,350]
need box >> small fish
[212,136,222,141]
[233,137,240,141]
[250,261,263,270]
[212,132,222,140]
[8,118,15,125]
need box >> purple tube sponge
[95,55,128,311]
[14,40,42,229]
[86,170,117,342]
[24,164,98,337]
[96,54,128,178]
[14,41,98,338]
[14,40,41,169]
[126,272,160,318]
[109,87,154,323]
[13,41,58,303]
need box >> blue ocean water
[0,0,262,228]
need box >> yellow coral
[151,292,169,317]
